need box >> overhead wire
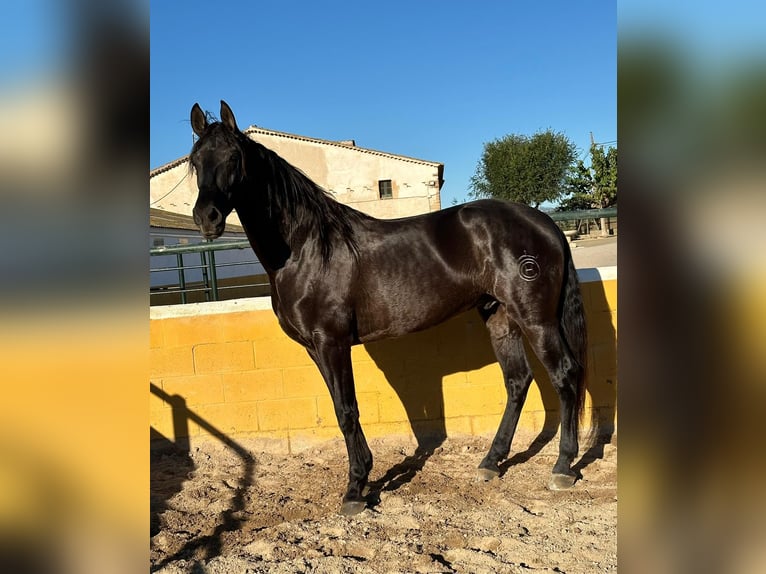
[150,169,190,205]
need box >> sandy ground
[151,431,616,573]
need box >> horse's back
[393,199,566,275]
[454,199,563,242]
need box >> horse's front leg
[308,339,372,515]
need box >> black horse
[189,101,587,515]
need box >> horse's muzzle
[193,204,226,240]
[200,227,224,240]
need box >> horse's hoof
[477,467,500,482]
[340,500,367,516]
[548,473,576,491]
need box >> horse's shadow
[361,311,555,499]
[362,285,617,496]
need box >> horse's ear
[191,103,207,136]
[220,100,239,132]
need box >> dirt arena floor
[151,432,616,573]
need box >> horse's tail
[560,247,588,428]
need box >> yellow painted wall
[150,274,616,453]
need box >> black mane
[191,120,367,263]
[244,133,368,263]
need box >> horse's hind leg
[477,304,533,481]
[522,322,582,489]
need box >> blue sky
[151,1,616,207]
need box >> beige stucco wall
[150,128,442,225]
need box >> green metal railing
[150,240,261,304]
[547,207,617,222]
[548,207,617,236]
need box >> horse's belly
[355,293,478,343]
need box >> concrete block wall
[150,268,616,453]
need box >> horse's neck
[237,141,349,271]
[235,187,292,274]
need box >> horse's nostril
[208,207,221,223]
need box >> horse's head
[189,100,245,240]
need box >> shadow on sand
[361,280,616,495]
[150,384,255,572]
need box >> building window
[378,179,393,199]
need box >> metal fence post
[200,251,210,301]
[208,249,219,301]
[176,253,187,305]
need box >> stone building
[150,125,444,226]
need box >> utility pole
[590,131,609,237]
